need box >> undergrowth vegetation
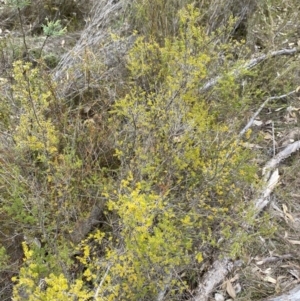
[0,0,299,300]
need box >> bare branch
[68,204,104,244]
[201,48,299,92]
[239,90,296,137]
[156,273,173,301]
[255,254,293,265]
[246,48,299,69]
[94,264,112,300]
[254,168,280,213]
[262,140,300,181]
[191,259,234,301]
[254,139,300,211]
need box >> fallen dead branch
[262,140,300,181]
[255,254,293,265]
[53,0,134,98]
[192,259,233,301]
[263,284,300,301]
[246,48,299,69]
[254,168,280,213]
[255,139,300,211]
[68,204,104,244]
[201,48,299,92]
[239,90,296,137]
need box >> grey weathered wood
[263,285,300,301]
[53,0,134,98]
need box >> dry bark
[53,0,134,98]
[192,259,234,301]
[262,141,300,181]
[68,204,104,244]
[263,285,300,301]
[52,2,133,245]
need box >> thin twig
[255,254,293,265]
[17,7,29,57]
[156,273,173,301]
[94,264,112,300]
[239,90,296,137]
[262,140,300,181]
[272,121,276,157]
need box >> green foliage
[12,242,93,301]
[94,4,258,298]
[129,0,192,38]
[12,60,58,160]
[0,2,286,300]
[104,182,192,299]
[0,246,9,271]
[6,0,30,9]
[43,53,59,68]
[5,5,261,300]
[42,19,67,37]
[0,59,91,297]
[0,47,116,301]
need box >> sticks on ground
[191,89,300,301]
[192,259,233,301]
[239,90,296,137]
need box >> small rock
[214,293,225,301]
